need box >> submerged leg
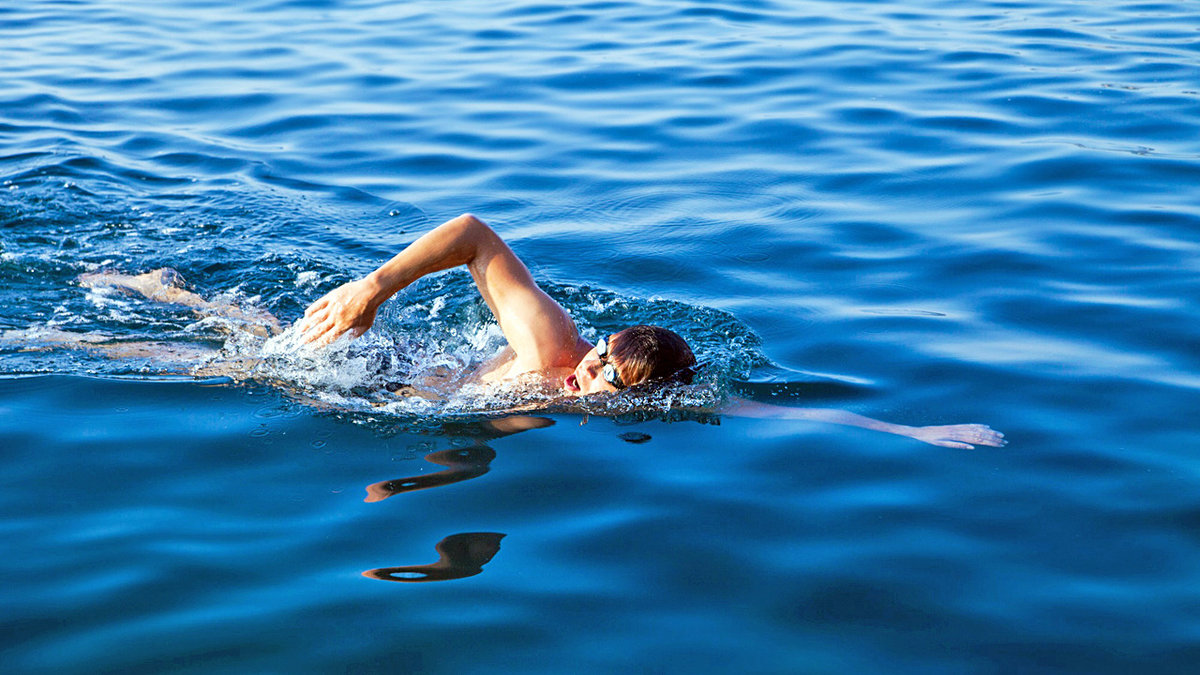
[0,325,221,375]
[79,267,206,306]
[79,267,282,337]
[0,326,109,351]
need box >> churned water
[3,0,1200,672]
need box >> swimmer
[15,214,1004,449]
[296,214,1004,449]
[298,214,694,396]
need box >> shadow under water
[365,444,497,503]
[356,414,530,582]
[363,532,506,583]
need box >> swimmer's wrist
[361,271,394,306]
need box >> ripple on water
[4,0,1200,671]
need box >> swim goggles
[595,336,626,390]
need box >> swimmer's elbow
[445,213,502,251]
[456,213,489,235]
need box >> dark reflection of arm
[365,445,496,502]
[363,415,554,502]
[363,532,505,582]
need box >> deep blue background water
[3,0,1200,672]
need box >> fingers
[304,320,338,346]
[971,425,1006,447]
[305,316,364,347]
[297,295,332,338]
[936,425,1007,449]
[297,309,365,347]
[300,326,322,345]
[312,329,338,348]
[296,305,333,345]
[298,296,343,340]
[296,316,320,342]
[304,296,329,318]
[980,431,1005,447]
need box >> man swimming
[11,213,1004,449]
[297,213,695,396]
[293,214,1004,449]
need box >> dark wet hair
[609,325,697,387]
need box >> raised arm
[723,398,1005,449]
[299,215,581,366]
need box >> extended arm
[299,215,581,367]
[723,398,1005,449]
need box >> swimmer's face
[563,334,624,396]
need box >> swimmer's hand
[297,278,382,347]
[905,424,1006,449]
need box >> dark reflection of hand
[363,532,505,582]
[364,444,497,502]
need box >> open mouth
[564,373,580,393]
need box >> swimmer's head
[564,325,696,396]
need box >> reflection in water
[364,415,552,502]
[364,445,497,502]
[359,415,553,582]
[363,532,506,582]
[449,415,556,438]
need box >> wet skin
[561,336,621,396]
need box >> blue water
[3,0,1200,672]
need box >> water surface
[3,0,1200,672]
